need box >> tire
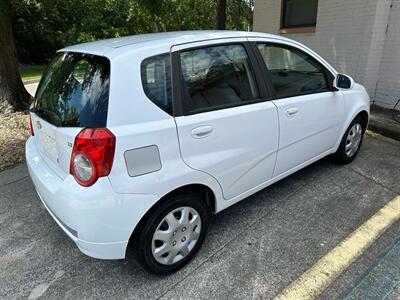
[333,116,365,164]
[135,193,209,275]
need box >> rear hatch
[31,52,111,179]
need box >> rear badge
[67,142,73,147]
[36,121,42,129]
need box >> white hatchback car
[26,31,370,274]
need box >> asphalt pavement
[0,134,399,299]
[25,82,39,97]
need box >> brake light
[29,115,34,136]
[70,128,115,187]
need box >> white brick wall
[254,0,399,108]
[375,0,400,108]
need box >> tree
[226,0,254,31]
[214,0,227,29]
[0,0,31,112]
[231,0,240,30]
[139,0,165,32]
[10,0,254,65]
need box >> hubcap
[345,123,363,157]
[151,207,202,265]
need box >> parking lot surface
[1,133,399,299]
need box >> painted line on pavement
[274,195,400,300]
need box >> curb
[368,105,400,141]
[368,122,400,142]
[23,79,40,85]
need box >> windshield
[33,52,110,127]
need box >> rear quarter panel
[107,119,224,206]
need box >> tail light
[70,128,116,187]
[29,115,34,136]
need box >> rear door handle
[191,126,213,138]
[286,107,299,117]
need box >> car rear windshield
[33,52,110,127]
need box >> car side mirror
[334,74,354,89]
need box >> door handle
[286,107,299,117]
[191,126,213,138]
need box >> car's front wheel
[135,193,209,275]
[333,115,365,164]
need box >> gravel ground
[0,112,30,171]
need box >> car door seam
[271,100,280,177]
[226,149,277,189]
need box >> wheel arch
[126,183,216,255]
[357,110,369,129]
[335,106,370,152]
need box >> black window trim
[251,41,337,101]
[171,41,273,117]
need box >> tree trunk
[214,0,227,30]
[152,14,158,32]
[232,0,241,30]
[0,13,32,112]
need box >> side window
[257,43,329,98]
[141,54,172,115]
[179,44,259,113]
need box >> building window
[280,0,318,33]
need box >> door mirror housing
[334,74,354,89]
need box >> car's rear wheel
[135,193,209,275]
[333,116,365,164]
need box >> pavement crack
[345,166,399,195]
[3,175,29,186]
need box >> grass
[19,65,45,82]
[0,112,30,171]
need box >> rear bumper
[25,137,159,259]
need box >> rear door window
[179,44,259,113]
[33,52,110,127]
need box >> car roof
[59,30,292,56]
